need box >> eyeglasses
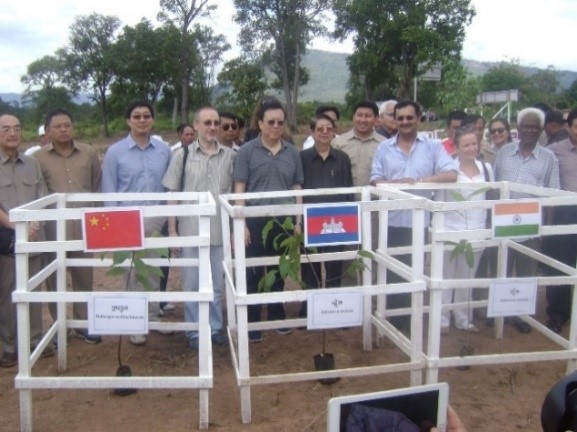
[131,114,152,121]
[266,120,285,127]
[202,120,220,127]
[221,123,238,131]
[490,127,506,134]
[395,116,415,121]
[314,126,335,133]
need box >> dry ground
[0,266,570,431]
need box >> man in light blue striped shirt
[370,100,457,332]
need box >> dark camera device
[542,371,577,432]
[327,383,449,432]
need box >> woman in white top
[441,125,494,334]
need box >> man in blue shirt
[102,101,172,346]
[370,100,458,332]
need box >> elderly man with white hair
[493,107,560,333]
[375,99,398,138]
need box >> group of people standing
[1,96,576,366]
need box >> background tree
[109,19,174,116]
[189,25,231,108]
[435,60,480,115]
[334,0,475,101]
[20,52,75,122]
[63,13,121,137]
[234,0,331,130]
[217,57,268,121]
[157,0,216,123]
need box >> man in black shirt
[299,114,354,316]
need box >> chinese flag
[82,208,144,251]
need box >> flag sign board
[306,289,363,329]
[87,293,148,335]
[492,201,541,239]
[304,203,361,247]
[82,208,144,252]
[487,279,538,317]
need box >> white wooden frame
[10,192,216,431]
[219,186,428,424]
[381,181,577,383]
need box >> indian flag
[493,201,541,238]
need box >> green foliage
[217,57,268,121]
[157,0,220,123]
[257,216,372,292]
[481,60,563,107]
[234,0,332,129]
[107,247,169,292]
[333,0,476,100]
[448,240,474,268]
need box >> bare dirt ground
[1,131,567,431]
[0,265,569,432]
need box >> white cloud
[0,0,575,93]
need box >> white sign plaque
[487,279,538,317]
[88,294,149,335]
[306,289,363,330]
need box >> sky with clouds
[0,0,574,93]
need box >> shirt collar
[0,149,23,164]
[191,139,224,155]
[46,141,79,154]
[127,133,160,150]
[311,145,336,161]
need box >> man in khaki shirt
[34,108,102,344]
[0,114,52,367]
[332,100,384,187]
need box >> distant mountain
[299,50,577,103]
[3,50,576,105]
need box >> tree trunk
[172,96,178,126]
[99,88,109,138]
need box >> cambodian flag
[304,203,361,247]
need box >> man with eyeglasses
[494,107,560,334]
[298,114,353,318]
[35,108,102,344]
[163,107,235,351]
[217,111,240,151]
[375,100,398,139]
[441,110,466,156]
[0,114,54,367]
[370,99,458,332]
[102,101,172,346]
[233,100,304,343]
[302,105,341,150]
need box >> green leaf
[282,217,294,231]
[258,270,277,292]
[449,190,466,202]
[273,233,285,251]
[262,219,275,247]
[468,186,493,198]
[107,267,125,277]
[136,273,152,291]
[279,255,290,279]
[465,242,475,268]
[112,251,131,266]
[150,247,169,258]
[134,258,149,277]
[357,249,374,260]
[147,265,164,278]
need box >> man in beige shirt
[332,100,385,187]
[0,114,53,367]
[162,107,235,351]
[34,108,102,344]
